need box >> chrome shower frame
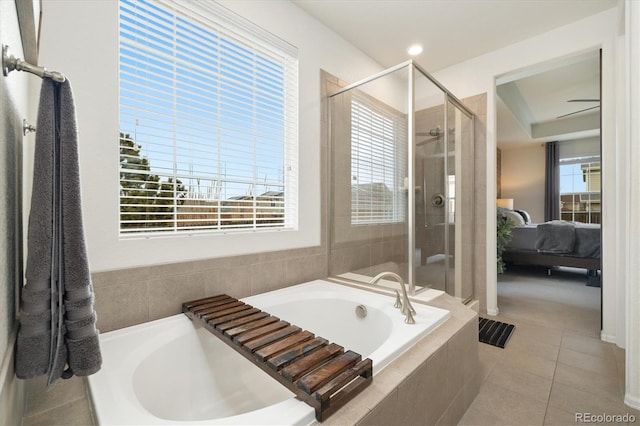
[328,59,475,299]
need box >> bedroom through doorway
[495,49,602,334]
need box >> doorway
[495,49,602,333]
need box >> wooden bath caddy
[182,294,373,422]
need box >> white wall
[35,0,385,272]
[624,0,640,410]
[500,144,545,223]
[432,5,638,407]
[0,1,29,423]
[431,6,621,336]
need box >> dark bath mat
[478,317,515,348]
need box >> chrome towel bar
[2,44,66,83]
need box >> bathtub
[88,280,450,425]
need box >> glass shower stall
[328,60,475,302]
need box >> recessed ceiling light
[407,44,423,56]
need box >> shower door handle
[422,159,428,228]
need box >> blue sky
[560,163,595,194]
[119,0,286,201]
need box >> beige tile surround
[91,248,329,333]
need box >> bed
[501,215,601,286]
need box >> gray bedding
[536,220,576,254]
[506,221,600,258]
[507,224,537,251]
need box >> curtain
[544,141,560,222]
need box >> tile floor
[459,266,639,425]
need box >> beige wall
[500,144,546,223]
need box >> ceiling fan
[556,99,600,119]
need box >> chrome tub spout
[368,272,416,324]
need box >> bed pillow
[514,209,532,225]
[503,210,525,226]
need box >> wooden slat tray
[182,294,373,422]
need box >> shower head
[416,127,456,146]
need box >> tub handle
[393,291,402,309]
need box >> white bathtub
[88,280,450,425]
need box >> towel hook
[23,119,36,136]
[2,44,66,83]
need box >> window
[559,156,601,224]
[119,0,298,235]
[350,95,406,225]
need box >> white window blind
[119,0,298,235]
[350,95,406,225]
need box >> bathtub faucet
[368,272,416,324]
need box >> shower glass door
[328,61,474,302]
[413,70,447,293]
[328,66,410,287]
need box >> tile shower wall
[415,106,448,267]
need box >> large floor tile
[486,363,553,404]
[553,362,623,402]
[548,382,632,417]
[505,321,564,349]
[543,406,579,426]
[465,381,547,425]
[459,403,505,426]
[499,346,557,380]
[466,267,634,426]
[557,346,618,377]
[561,332,617,360]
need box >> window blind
[119,0,298,235]
[350,95,406,225]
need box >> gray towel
[15,79,101,386]
[57,80,101,380]
[15,79,57,380]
